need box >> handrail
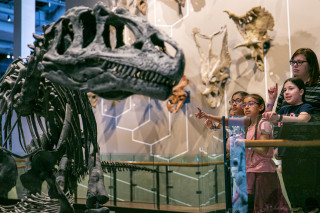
[243,139,320,147]
[14,159,224,166]
[14,159,224,170]
[116,161,224,167]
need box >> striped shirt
[276,81,320,119]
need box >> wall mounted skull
[175,0,186,16]
[87,92,99,108]
[136,0,148,16]
[103,0,147,16]
[192,26,231,108]
[166,75,188,113]
[225,6,274,72]
[41,2,185,101]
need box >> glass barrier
[6,153,226,212]
[7,117,320,212]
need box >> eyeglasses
[240,101,258,109]
[289,60,308,66]
[229,98,243,105]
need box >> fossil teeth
[149,72,155,81]
[144,72,149,80]
[117,65,122,72]
[131,68,137,77]
[124,67,132,77]
[160,78,166,84]
[156,75,162,83]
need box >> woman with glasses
[267,48,320,119]
[195,94,290,213]
[263,77,319,212]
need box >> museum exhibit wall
[8,0,319,158]
[67,0,320,159]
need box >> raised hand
[268,83,278,103]
[195,107,208,119]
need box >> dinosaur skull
[167,75,188,113]
[225,6,274,71]
[177,0,186,7]
[40,2,184,100]
[136,0,148,16]
[87,92,99,108]
[193,26,231,108]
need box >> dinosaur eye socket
[150,34,176,58]
[80,12,96,48]
[103,23,136,50]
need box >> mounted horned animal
[192,26,231,108]
[225,6,274,72]
[0,2,184,212]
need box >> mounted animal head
[166,75,188,113]
[225,6,274,71]
[87,92,99,108]
[192,26,231,108]
[40,2,185,100]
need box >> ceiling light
[7,15,11,22]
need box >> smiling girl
[263,77,319,212]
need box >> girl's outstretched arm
[195,107,250,126]
[262,111,311,123]
[195,107,224,123]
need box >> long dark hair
[283,77,306,102]
[291,48,320,86]
[244,94,265,140]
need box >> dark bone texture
[41,2,185,100]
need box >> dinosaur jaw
[41,58,180,100]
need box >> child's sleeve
[260,120,273,136]
[301,104,313,114]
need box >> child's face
[242,97,263,117]
[283,81,303,105]
[230,93,245,115]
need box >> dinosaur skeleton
[0,2,184,212]
[101,161,159,173]
[192,26,231,108]
[0,151,18,199]
[0,192,74,213]
[225,6,274,72]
